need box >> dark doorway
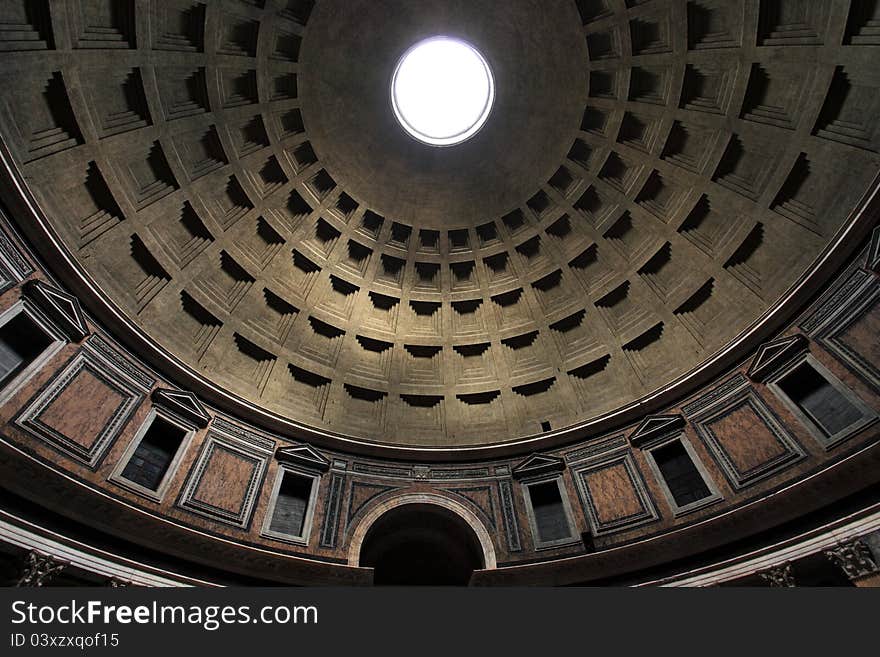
[359,504,485,586]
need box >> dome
[2,0,876,454]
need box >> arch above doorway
[348,493,497,585]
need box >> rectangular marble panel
[692,386,805,490]
[178,430,272,528]
[15,349,144,468]
[573,451,659,536]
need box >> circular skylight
[391,37,495,147]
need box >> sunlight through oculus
[391,37,495,147]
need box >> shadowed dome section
[0,0,878,452]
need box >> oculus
[391,36,494,147]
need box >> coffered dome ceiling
[1,0,878,451]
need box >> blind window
[528,480,571,543]
[120,417,186,491]
[269,472,314,538]
[0,313,53,388]
[653,440,711,508]
[778,362,864,438]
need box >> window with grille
[778,362,865,439]
[0,312,53,389]
[120,416,187,492]
[268,471,315,539]
[652,440,712,508]
[767,354,878,449]
[527,480,573,545]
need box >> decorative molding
[628,414,685,448]
[498,479,522,552]
[177,431,271,528]
[692,386,806,490]
[868,225,880,273]
[825,538,879,581]
[512,453,566,480]
[0,224,33,294]
[0,225,34,281]
[15,349,145,468]
[275,443,331,473]
[573,451,659,536]
[759,563,795,587]
[319,473,345,548]
[682,373,749,418]
[800,264,871,335]
[431,467,491,480]
[0,255,13,295]
[22,279,89,342]
[351,462,412,479]
[17,551,65,587]
[209,417,275,452]
[564,435,627,464]
[152,388,211,428]
[84,335,156,391]
[746,334,809,382]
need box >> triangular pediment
[151,388,211,427]
[747,334,808,382]
[276,444,331,472]
[512,453,565,480]
[23,280,89,342]
[629,414,685,448]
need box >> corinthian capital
[17,551,65,587]
[825,539,879,581]
[759,563,795,587]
